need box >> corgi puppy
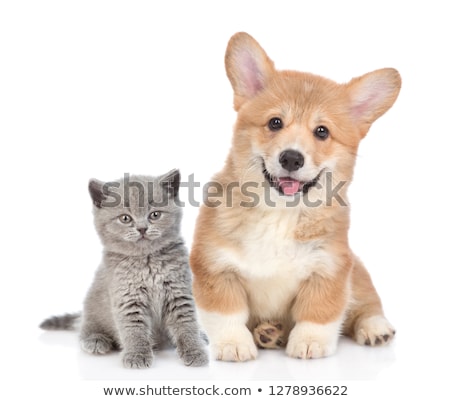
[190,32,401,361]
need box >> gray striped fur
[40,170,208,368]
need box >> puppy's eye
[268,117,283,131]
[118,214,132,224]
[313,125,330,140]
[149,211,162,221]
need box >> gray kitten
[40,170,209,368]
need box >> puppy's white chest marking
[218,210,335,319]
[235,211,334,279]
[249,233,332,316]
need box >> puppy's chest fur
[224,209,335,321]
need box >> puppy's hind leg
[253,321,286,349]
[343,257,395,346]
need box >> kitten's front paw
[179,346,209,367]
[81,333,114,355]
[355,315,396,346]
[122,350,153,369]
[286,321,339,359]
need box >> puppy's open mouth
[262,163,323,196]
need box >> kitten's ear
[225,32,275,110]
[159,169,180,198]
[346,68,401,138]
[88,179,106,208]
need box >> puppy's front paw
[286,321,340,359]
[213,342,257,362]
[355,315,395,346]
[122,350,153,369]
[198,310,258,362]
[253,321,286,349]
[211,329,258,362]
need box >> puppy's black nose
[279,150,304,171]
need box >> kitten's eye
[118,214,132,224]
[149,211,162,221]
[313,125,330,140]
[268,117,283,131]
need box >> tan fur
[190,32,401,359]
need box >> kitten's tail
[39,312,81,331]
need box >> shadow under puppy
[190,32,401,361]
[41,170,208,368]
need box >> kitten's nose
[138,228,147,236]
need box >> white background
[1,1,449,400]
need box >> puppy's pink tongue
[278,177,301,195]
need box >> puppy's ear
[225,32,275,110]
[346,68,401,137]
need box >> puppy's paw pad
[81,334,114,355]
[355,315,395,346]
[253,321,286,349]
[122,351,153,369]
